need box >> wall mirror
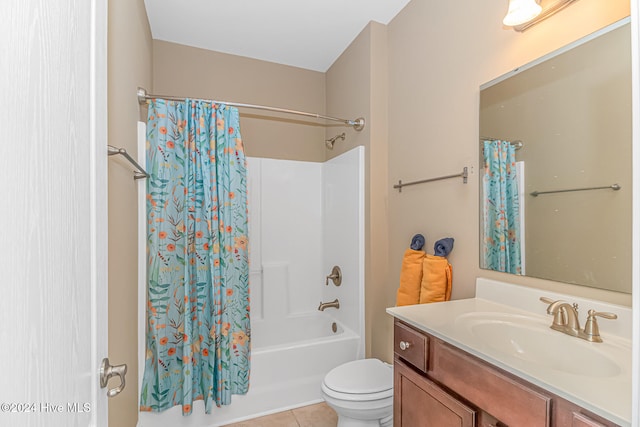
[479,19,632,293]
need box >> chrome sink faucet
[540,297,617,343]
[318,298,340,311]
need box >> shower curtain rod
[137,87,365,131]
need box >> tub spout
[318,298,340,311]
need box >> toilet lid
[323,359,392,394]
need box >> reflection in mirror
[479,19,632,293]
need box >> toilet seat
[322,359,393,401]
[322,383,393,402]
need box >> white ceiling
[144,0,411,72]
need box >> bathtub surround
[249,157,323,320]
[249,149,365,340]
[320,148,367,344]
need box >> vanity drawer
[429,338,551,427]
[394,321,428,373]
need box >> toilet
[321,358,393,427]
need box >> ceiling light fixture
[504,0,581,32]
[503,0,542,27]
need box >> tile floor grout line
[221,402,337,426]
[291,409,302,427]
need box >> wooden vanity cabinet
[393,320,619,427]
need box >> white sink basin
[455,312,624,378]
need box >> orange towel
[396,249,426,306]
[419,254,452,304]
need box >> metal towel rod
[530,184,620,197]
[394,167,468,192]
[107,145,149,180]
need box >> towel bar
[530,184,620,197]
[107,145,148,180]
[394,167,468,192]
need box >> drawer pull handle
[399,341,411,350]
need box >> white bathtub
[252,311,346,349]
[137,312,360,427]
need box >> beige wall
[325,22,390,360]
[107,0,153,426]
[152,41,326,162]
[385,0,630,361]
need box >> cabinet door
[395,360,475,427]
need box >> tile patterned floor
[222,402,338,427]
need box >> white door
[0,1,110,426]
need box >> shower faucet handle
[325,266,342,287]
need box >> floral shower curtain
[140,99,250,415]
[482,140,522,274]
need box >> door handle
[100,358,127,398]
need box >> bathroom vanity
[387,279,632,427]
[393,320,618,427]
